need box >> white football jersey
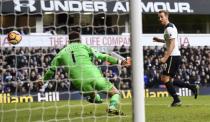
[163,23,181,56]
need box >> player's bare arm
[153,36,165,43]
[160,38,175,63]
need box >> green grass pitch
[1,96,210,122]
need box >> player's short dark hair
[158,10,169,17]
[68,31,80,43]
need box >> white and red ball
[7,31,22,45]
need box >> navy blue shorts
[162,56,181,78]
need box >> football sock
[173,80,194,89]
[95,94,102,102]
[109,94,121,108]
[165,81,180,101]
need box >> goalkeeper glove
[118,59,130,66]
[36,78,48,93]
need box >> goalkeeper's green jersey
[43,42,118,91]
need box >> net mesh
[0,0,132,122]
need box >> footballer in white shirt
[153,10,199,107]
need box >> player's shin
[161,76,179,101]
[86,93,103,103]
[173,80,199,99]
[173,80,194,89]
[92,93,103,103]
[109,93,121,109]
[165,81,182,106]
[107,93,125,115]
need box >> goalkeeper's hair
[68,31,81,43]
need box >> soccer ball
[7,31,22,45]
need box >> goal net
[0,0,133,122]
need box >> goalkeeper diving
[38,31,129,115]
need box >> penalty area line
[146,104,210,106]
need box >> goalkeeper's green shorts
[73,77,114,93]
[70,65,114,93]
[72,77,114,93]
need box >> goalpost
[130,0,145,122]
[0,0,145,121]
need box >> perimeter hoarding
[1,34,210,47]
[1,0,210,14]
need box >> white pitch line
[145,104,210,106]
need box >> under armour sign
[13,0,36,12]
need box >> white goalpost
[0,0,146,121]
[130,0,145,121]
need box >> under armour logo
[13,0,36,12]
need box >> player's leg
[161,56,181,106]
[83,92,103,104]
[94,78,124,115]
[79,81,103,104]
[70,65,104,103]
[106,86,124,115]
[161,75,181,107]
[77,65,105,103]
[78,65,123,114]
[173,80,199,99]
[171,56,199,99]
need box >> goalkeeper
[38,31,128,115]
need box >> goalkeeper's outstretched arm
[87,45,128,65]
[95,52,119,64]
[38,55,61,92]
[44,55,61,81]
